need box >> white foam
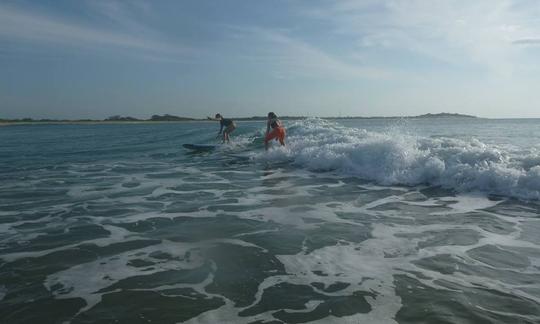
[256,119,540,200]
[44,240,205,314]
[436,194,501,214]
[0,225,136,262]
[275,227,406,324]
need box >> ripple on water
[2,129,540,323]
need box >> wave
[255,118,540,200]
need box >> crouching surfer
[208,113,236,143]
[265,112,286,150]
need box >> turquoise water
[1,118,540,323]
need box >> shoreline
[0,116,483,127]
[0,120,219,126]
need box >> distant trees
[416,113,476,118]
[105,114,197,121]
[149,114,195,121]
[1,112,478,124]
[105,115,140,121]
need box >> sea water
[1,118,540,324]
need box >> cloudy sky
[1,0,539,119]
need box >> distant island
[415,113,477,119]
[0,112,477,125]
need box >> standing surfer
[265,112,286,150]
[208,113,236,143]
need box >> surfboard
[183,144,220,151]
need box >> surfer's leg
[278,128,286,146]
[265,128,278,150]
[229,125,236,142]
[224,125,235,143]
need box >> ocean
[1,118,540,324]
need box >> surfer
[265,112,286,150]
[208,114,236,143]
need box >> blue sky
[1,0,540,119]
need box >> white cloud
[84,0,155,34]
[300,0,540,76]
[0,3,192,61]
[227,26,394,80]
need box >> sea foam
[257,119,540,200]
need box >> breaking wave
[257,118,540,200]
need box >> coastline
[0,120,219,126]
[0,114,480,127]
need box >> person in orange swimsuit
[265,112,286,150]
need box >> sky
[1,0,540,119]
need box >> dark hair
[215,113,222,119]
[268,112,277,118]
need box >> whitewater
[259,118,540,200]
[1,118,540,324]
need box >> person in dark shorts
[208,113,236,143]
[265,112,286,150]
